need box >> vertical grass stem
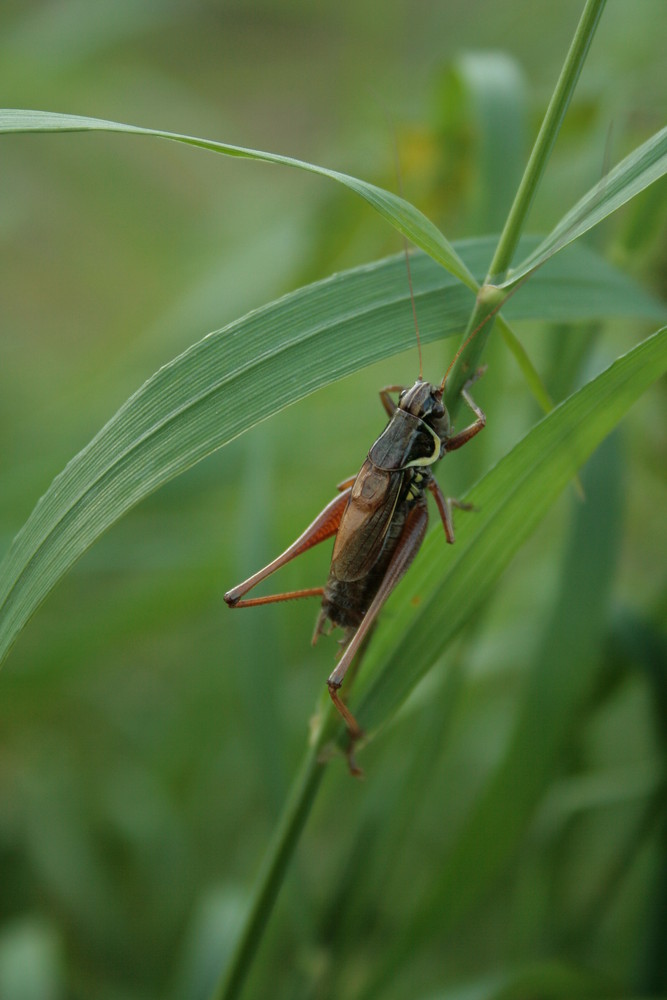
[445,0,607,417]
[211,702,338,1000]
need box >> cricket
[223,233,498,774]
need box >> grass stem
[445,0,608,417]
[210,697,344,1000]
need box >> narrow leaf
[0,109,476,289]
[496,317,554,412]
[503,126,667,285]
[413,434,622,940]
[435,51,526,232]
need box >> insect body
[224,369,485,772]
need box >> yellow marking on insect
[404,421,441,468]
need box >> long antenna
[390,127,423,380]
[403,239,423,380]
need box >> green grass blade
[406,434,622,961]
[348,326,667,736]
[436,52,526,233]
[352,329,665,998]
[0,243,661,666]
[503,126,667,286]
[496,317,555,412]
[0,108,477,290]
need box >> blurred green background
[1,2,665,999]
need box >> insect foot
[327,680,365,778]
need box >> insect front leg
[379,385,405,418]
[444,369,486,453]
[224,485,352,608]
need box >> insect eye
[399,389,407,400]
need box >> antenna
[390,126,423,380]
[403,239,423,380]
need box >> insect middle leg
[427,478,475,544]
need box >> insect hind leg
[326,501,429,773]
[228,587,324,609]
[327,686,364,776]
[224,486,351,607]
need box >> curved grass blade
[0,108,477,291]
[0,246,662,666]
[503,126,667,286]
[407,435,622,968]
[353,333,664,1000]
[356,436,626,997]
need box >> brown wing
[330,459,404,582]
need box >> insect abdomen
[317,473,427,634]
